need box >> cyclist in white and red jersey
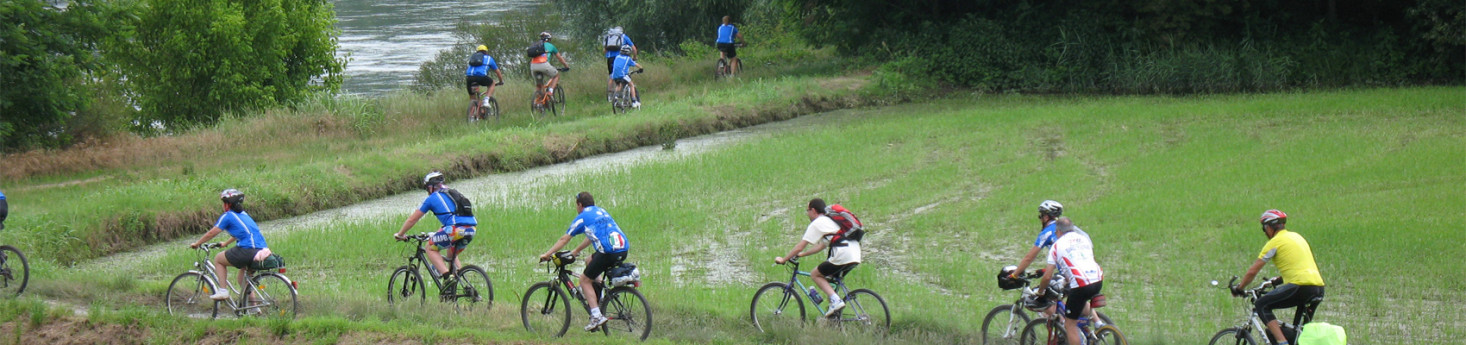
[1034,217,1104,345]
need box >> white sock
[828,295,842,303]
[590,307,602,318]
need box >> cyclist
[715,16,742,72]
[465,44,505,106]
[188,189,269,301]
[1010,200,1063,279]
[609,45,644,109]
[0,189,7,230]
[393,171,477,278]
[1032,217,1104,345]
[1232,209,1324,345]
[537,192,631,332]
[529,31,570,94]
[773,198,861,317]
[602,27,636,94]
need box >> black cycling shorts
[225,246,262,269]
[465,75,494,95]
[1254,283,1325,324]
[817,261,857,280]
[585,251,628,281]
[717,43,738,58]
[1064,281,1103,320]
[0,199,8,231]
[606,56,616,74]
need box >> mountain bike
[165,243,297,319]
[386,233,493,311]
[0,245,29,297]
[983,270,1115,344]
[749,257,890,333]
[1018,284,1127,345]
[1208,276,1323,345]
[531,68,569,119]
[715,43,744,79]
[609,70,643,114]
[468,82,502,122]
[521,251,651,341]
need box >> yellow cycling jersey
[1257,230,1325,286]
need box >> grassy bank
[16,87,1463,344]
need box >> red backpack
[825,204,865,246]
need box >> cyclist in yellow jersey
[1232,209,1324,345]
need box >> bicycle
[1017,283,1127,345]
[609,69,643,114]
[749,257,890,333]
[165,243,297,319]
[0,244,29,297]
[521,251,651,341]
[386,233,493,311]
[531,68,569,119]
[983,269,1115,344]
[467,82,502,122]
[1207,276,1322,345]
[714,43,745,79]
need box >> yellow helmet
[476,45,488,52]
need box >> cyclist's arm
[1013,245,1043,277]
[1237,258,1267,288]
[797,241,827,257]
[190,227,225,248]
[570,237,592,256]
[494,68,505,83]
[1035,263,1057,296]
[540,234,574,260]
[220,236,236,247]
[780,240,810,262]
[395,209,427,238]
[555,53,569,68]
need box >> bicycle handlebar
[396,233,430,242]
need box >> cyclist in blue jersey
[189,189,270,301]
[538,192,631,332]
[1010,200,1062,278]
[603,27,636,93]
[715,16,743,72]
[395,171,478,277]
[0,189,8,231]
[609,45,645,109]
[465,45,505,104]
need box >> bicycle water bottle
[807,287,823,305]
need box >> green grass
[13,86,1462,344]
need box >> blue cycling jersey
[215,211,267,249]
[418,190,477,227]
[605,34,634,58]
[565,206,629,254]
[716,24,738,44]
[1033,221,1057,248]
[465,54,499,76]
[610,55,639,80]
[0,190,6,200]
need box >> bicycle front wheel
[1092,325,1128,345]
[1019,318,1062,345]
[981,304,1032,345]
[601,286,652,341]
[0,245,29,297]
[166,271,218,318]
[521,282,571,338]
[486,97,500,121]
[551,86,566,116]
[1208,327,1259,345]
[387,266,425,305]
[749,282,805,333]
[455,265,494,311]
[248,273,297,319]
[837,289,890,332]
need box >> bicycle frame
[537,255,606,312]
[778,259,851,317]
[399,235,464,298]
[190,245,294,314]
[1219,277,1320,344]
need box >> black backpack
[438,188,474,217]
[468,51,486,67]
[525,42,546,58]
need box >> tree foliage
[555,0,750,53]
[0,0,110,150]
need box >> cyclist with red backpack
[774,198,862,317]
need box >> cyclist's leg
[1255,283,1306,343]
[1064,282,1102,345]
[811,262,841,301]
[466,77,478,101]
[212,251,232,290]
[425,226,456,275]
[0,198,7,230]
[580,252,625,323]
[628,79,639,102]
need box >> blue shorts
[429,225,475,252]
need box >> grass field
[8,86,1462,344]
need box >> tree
[0,0,108,150]
[112,0,345,127]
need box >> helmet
[220,188,245,205]
[539,31,552,41]
[423,171,445,190]
[475,45,488,52]
[619,45,633,54]
[1259,209,1287,226]
[1038,200,1063,218]
[997,265,1026,290]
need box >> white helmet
[1038,200,1063,218]
[422,171,445,191]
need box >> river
[334,0,540,95]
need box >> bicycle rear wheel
[249,273,297,319]
[1208,327,1259,345]
[601,286,652,340]
[715,59,728,79]
[1092,325,1128,345]
[467,103,479,122]
[531,90,549,118]
[837,289,889,332]
[521,282,572,338]
[749,282,806,333]
[982,304,1032,345]
[166,271,218,318]
[455,265,494,311]
[387,266,426,305]
[0,246,29,297]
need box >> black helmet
[423,171,445,191]
[220,188,245,205]
[997,265,1026,290]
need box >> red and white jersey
[1047,229,1104,288]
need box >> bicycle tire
[715,59,728,79]
[1208,327,1259,345]
[166,271,218,318]
[838,289,890,332]
[467,102,479,123]
[1019,318,1062,345]
[486,97,500,121]
[600,286,652,340]
[531,90,548,119]
[456,265,494,311]
[749,282,806,333]
[248,273,297,319]
[1092,325,1128,345]
[0,246,29,297]
[550,86,565,117]
[1095,310,1115,328]
[981,304,1032,345]
[521,282,572,338]
[387,266,426,305]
